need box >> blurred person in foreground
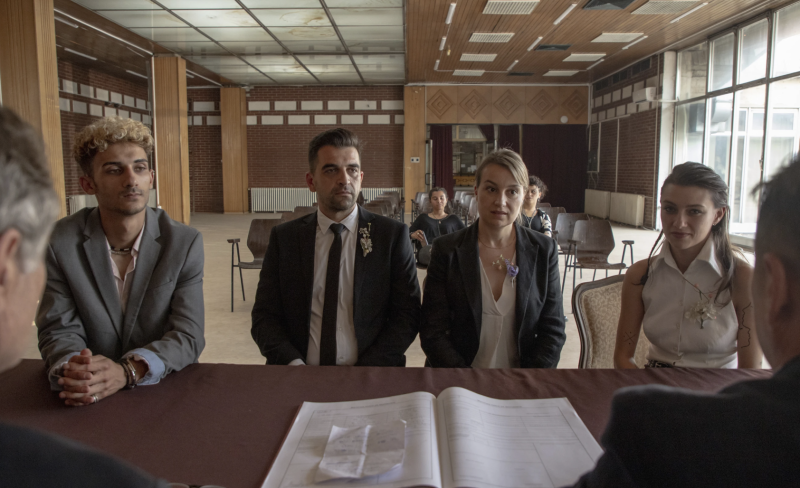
[0,107,166,487]
[571,156,800,487]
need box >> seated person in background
[251,128,420,366]
[573,156,800,488]
[0,107,166,487]
[37,116,205,406]
[613,162,761,369]
[420,149,565,368]
[520,174,552,237]
[409,187,465,248]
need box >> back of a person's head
[756,156,800,272]
[0,107,59,272]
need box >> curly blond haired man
[36,116,205,407]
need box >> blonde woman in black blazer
[420,149,566,368]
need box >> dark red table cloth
[0,360,771,488]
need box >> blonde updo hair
[73,116,154,176]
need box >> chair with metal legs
[570,220,628,297]
[227,219,278,312]
[555,213,588,294]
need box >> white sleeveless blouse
[641,239,738,368]
[472,253,520,368]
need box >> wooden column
[152,56,190,224]
[220,87,249,213]
[0,0,66,218]
[403,86,427,213]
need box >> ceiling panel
[214,66,267,74]
[315,73,364,83]
[71,0,159,10]
[219,40,285,54]
[296,54,354,64]
[197,27,274,41]
[243,54,299,66]
[352,53,405,66]
[172,10,260,27]
[130,27,208,42]
[256,64,308,73]
[157,41,230,54]
[280,40,347,52]
[346,40,405,51]
[250,9,331,27]
[266,72,320,82]
[160,0,242,8]
[184,55,249,67]
[96,10,187,28]
[304,64,359,73]
[269,26,339,41]
[240,0,322,7]
[339,25,404,41]
[328,8,404,26]
[326,0,403,7]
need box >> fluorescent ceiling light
[671,2,708,23]
[439,37,447,51]
[445,3,456,24]
[592,32,644,43]
[587,59,605,69]
[544,70,579,76]
[469,33,515,43]
[564,53,606,62]
[64,48,97,61]
[507,60,519,70]
[55,16,78,28]
[554,3,577,25]
[453,69,484,76]
[527,36,543,51]
[126,70,148,79]
[186,69,222,87]
[434,59,440,70]
[460,53,497,62]
[483,0,540,15]
[622,35,648,50]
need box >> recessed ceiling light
[554,3,577,24]
[527,36,543,51]
[633,1,699,15]
[671,2,708,23]
[453,69,485,76]
[583,0,637,10]
[507,60,519,70]
[592,32,644,43]
[622,35,648,50]
[460,53,498,62]
[483,0,540,15]
[469,33,515,43]
[544,70,579,76]
[535,44,571,51]
[564,53,606,62]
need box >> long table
[0,360,771,488]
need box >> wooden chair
[555,213,588,293]
[570,220,628,296]
[573,275,651,368]
[227,219,279,312]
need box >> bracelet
[119,358,137,389]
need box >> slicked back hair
[308,128,362,172]
[755,156,800,274]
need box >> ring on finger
[92,394,99,404]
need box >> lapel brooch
[491,255,519,287]
[359,223,373,257]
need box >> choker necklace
[478,235,515,250]
[110,246,132,255]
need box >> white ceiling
[70,0,406,85]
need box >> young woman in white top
[420,149,566,368]
[614,162,762,369]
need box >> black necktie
[320,223,344,366]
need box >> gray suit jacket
[36,207,205,378]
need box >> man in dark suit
[36,116,204,407]
[0,107,166,487]
[571,156,800,487]
[251,128,420,366]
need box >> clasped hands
[410,230,428,246]
[57,349,146,407]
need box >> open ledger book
[261,387,603,488]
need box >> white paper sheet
[261,392,442,488]
[315,420,407,482]
[435,388,603,488]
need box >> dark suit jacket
[572,356,800,487]
[0,422,168,487]
[36,207,205,376]
[420,221,566,368]
[251,206,421,366]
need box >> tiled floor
[24,212,667,368]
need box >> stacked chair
[555,213,589,294]
[568,219,634,297]
[227,219,280,312]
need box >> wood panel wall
[0,0,66,218]
[221,87,249,213]
[403,86,427,212]
[425,85,588,125]
[152,56,190,225]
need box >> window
[677,42,708,100]
[709,33,735,92]
[674,100,706,165]
[773,2,800,77]
[765,76,800,180]
[706,93,734,181]
[739,19,768,84]
[729,85,765,233]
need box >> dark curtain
[497,125,520,154]
[430,125,454,198]
[521,125,588,213]
[477,124,495,143]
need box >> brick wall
[187,85,405,212]
[57,59,150,196]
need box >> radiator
[67,193,157,215]
[250,187,403,213]
[584,189,610,219]
[609,192,645,227]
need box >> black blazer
[251,206,421,366]
[420,221,566,368]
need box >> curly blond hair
[73,116,154,176]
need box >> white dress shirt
[472,254,520,368]
[296,206,359,366]
[106,226,144,314]
[642,239,738,368]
